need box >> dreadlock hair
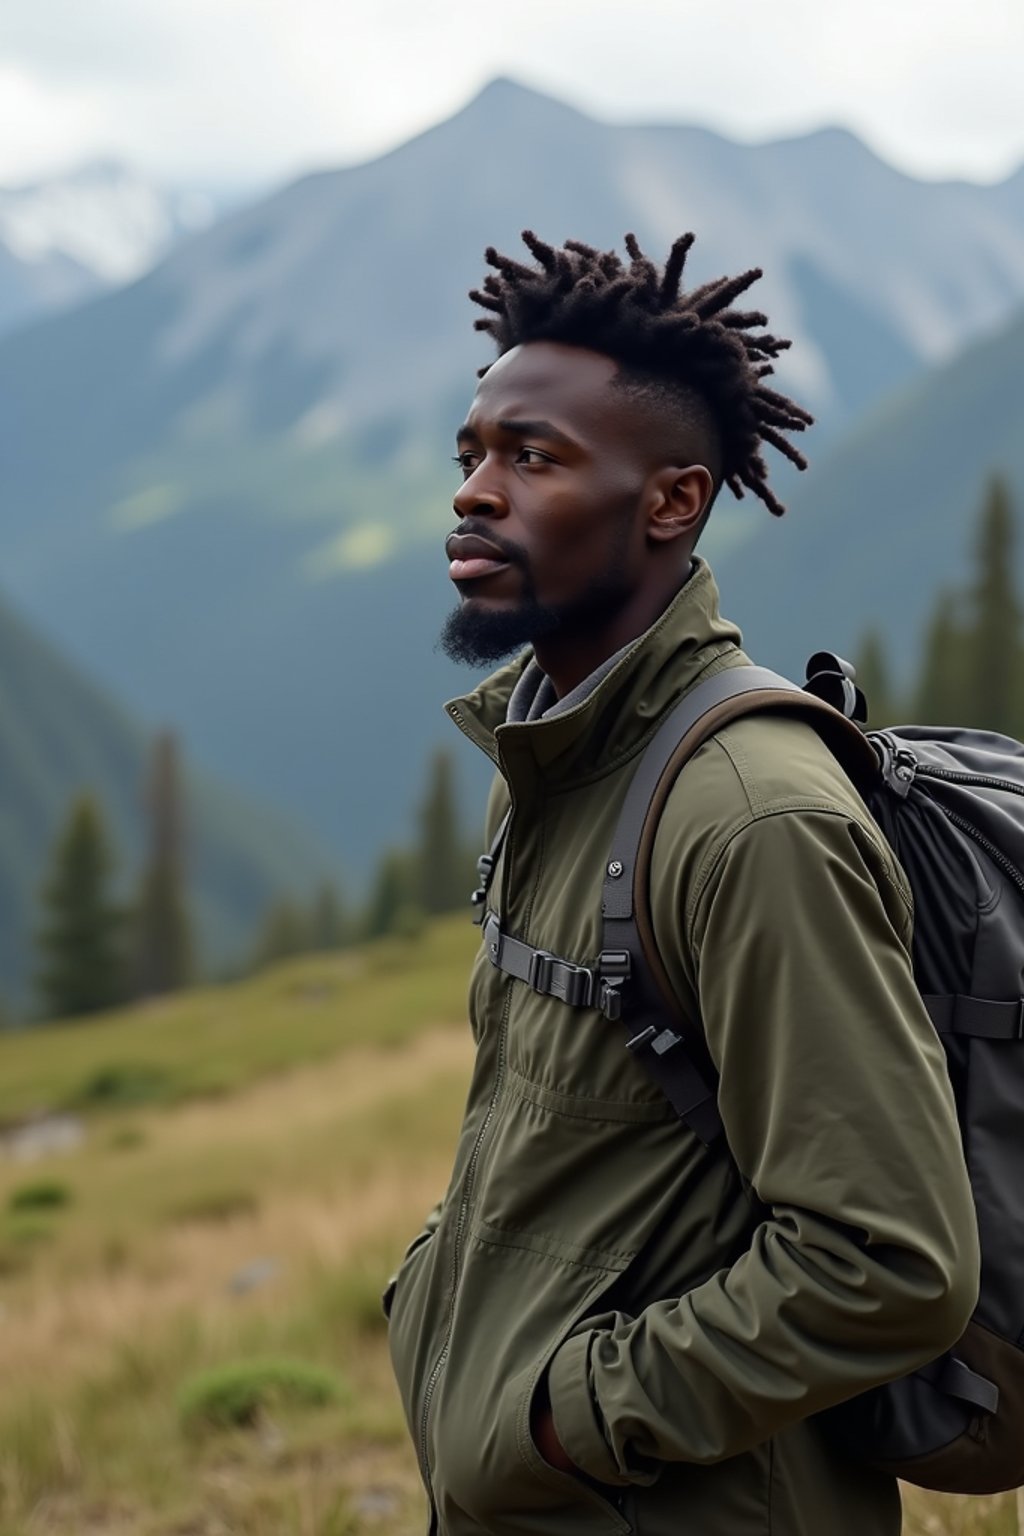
[469,230,813,519]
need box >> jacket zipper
[415,829,515,1524]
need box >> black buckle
[597,950,631,1021]
[626,1023,683,1057]
[528,950,596,1008]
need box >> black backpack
[472,654,1024,1495]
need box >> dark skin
[448,341,715,1472]
[448,340,714,699]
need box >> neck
[533,566,692,698]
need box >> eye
[517,447,552,466]
[452,451,478,474]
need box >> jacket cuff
[547,1331,627,1487]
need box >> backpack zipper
[872,733,1024,802]
[937,806,1024,903]
[917,763,1024,799]
[871,738,1024,900]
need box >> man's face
[439,341,652,667]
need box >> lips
[445,532,512,583]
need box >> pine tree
[35,793,125,1020]
[363,849,423,940]
[853,629,897,728]
[961,477,1024,736]
[415,750,470,916]
[914,590,968,725]
[132,732,193,997]
[309,881,349,950]
[252,898,310,968]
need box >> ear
[645,464,715,544]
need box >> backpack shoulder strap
[601,664,877,1145]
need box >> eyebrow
[456,417,577,449]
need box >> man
[385,230,979,1536]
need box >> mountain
[2,77,1024,878]
[0,160,228,337]
[0,588,335,1010]
[714,306,1024,685]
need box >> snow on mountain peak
[0,161,216,282]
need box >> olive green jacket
[387,560,979,1536]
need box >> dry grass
[0,1026,471,1401]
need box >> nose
[453,462,508,521]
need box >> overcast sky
[2,0,1023,190]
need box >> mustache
[446,520,527,569]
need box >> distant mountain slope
[714,307,1024,683]
[0,590,334,1009]
[2,78,1024,877]
[0,160,227,337]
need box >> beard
[438,559,635,668]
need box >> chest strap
[482,904,722,1142]
[482,912,630,1016]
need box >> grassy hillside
[0,587,335,1008]
[0,917,1014,1534]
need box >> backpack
[472,654,1024,1495]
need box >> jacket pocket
[383,1226,435,1319]
[429,1224,633,1536]
[386,1228,444,1454]
[519,1324,634,1536]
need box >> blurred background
[1,2,1023,1531]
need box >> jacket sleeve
[547,807,980,1482]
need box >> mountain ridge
[714,302,1024,682]
[3,77,1024,878]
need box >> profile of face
[440,341,703,669]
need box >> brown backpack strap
[601,665,878,1143]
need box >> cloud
[0,66,105,182]
[1,0,1022,187]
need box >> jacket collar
[443,557,745,791]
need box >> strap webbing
[625,1024,724,1144]
[601,665,874,925]
[482,914,605,1010]
[919,1353,1000,1415]
[924,994,1024,1039]
[602,668,805,924]
[601,665,868,1145]
[470,810,511,926]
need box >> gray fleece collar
[506,638,637,723]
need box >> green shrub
[166,1188,259,1225]
[7,1179,71,1212]
[106,1124,146,1151]
[179,1357,345,1433]
[68,1063,173,1110]
[2,1215,55,1250]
